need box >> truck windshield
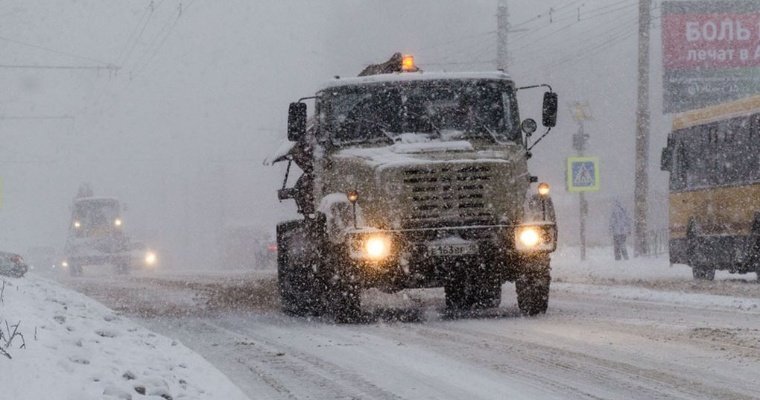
[321,79,519,146]
[72,200,120,230]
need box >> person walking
[609,200,632,260]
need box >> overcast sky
[0,0,670,264]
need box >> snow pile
[0,275,249,400]
[551,245,760,311]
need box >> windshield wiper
[463,116,501,144]
[338,116,396,145]
[403,110,443,139]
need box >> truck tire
[515,258,551,316]
[326,269,361,323]
[277,221,326,317]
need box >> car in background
[25,246,57,272]
[0,252,29,278]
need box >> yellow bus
[661,95,760,281]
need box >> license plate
[427,243,479,256]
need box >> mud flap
[444,260,502,311]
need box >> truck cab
[63,197,157,276]
[274,54,558,321]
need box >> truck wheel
[327,271,361,323]
[277,221,326,317]
[692,265,715,281]
[515,260,551,316]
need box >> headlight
[74,221,81,229]
[515,225,556,252]
[144,252,157,266]
[518,227,541,248]
[350,233,393,261]
[61,261,69,268]
[365,235,391,260]
[114,218,123,227]
[538,182,550,196]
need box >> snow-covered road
[56,249,760,399]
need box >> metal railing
[641,229,669,257]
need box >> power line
[0,115,75,120]
[540,11,661,71]
[510,0,636,43]
[511,3,656,62]
[510,0,586,29]
[0,64,118,71]
[511,1,637,44]
[116,0,164,67]
[515,13,639,61]
[130,0,198,79]
[0,35,114,66]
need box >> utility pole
[634,0,652,257]
[570,102,593,261]
[496,0,509,71]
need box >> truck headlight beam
[145,252,157,266]
[518,228,541,248]
[350,233,393,261]
[365,235,391,260]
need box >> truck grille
[401,165,497,229]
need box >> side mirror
[542,92,558,127]
[660,147,673,171]
[287,102,307,142]
[520,118,538,135]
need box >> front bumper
[344,224,556,289]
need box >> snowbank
[0,275,249,400]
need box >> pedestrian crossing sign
[567,157,600,192]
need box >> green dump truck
[273,54,559,321]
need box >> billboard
[662,1,760,113]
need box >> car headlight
[114,218,123,227]
[144,251,157,266]
[61,261,69,268]
[515,225,556,252]
[350,233,393,261]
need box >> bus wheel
[692,265,715,281]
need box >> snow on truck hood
[334,141,517,170]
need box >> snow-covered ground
[6,246,760,399]
[0,275,249,400]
